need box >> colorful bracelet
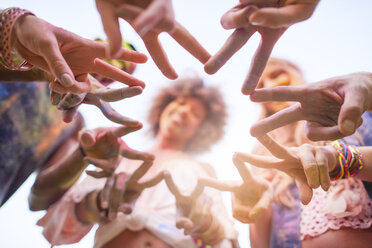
[192,237,211,248]
[330,140,364,180]
[0,7,35,70]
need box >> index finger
[164,171,184,199]
[90,39,148,63]
[257,134,291,159]
[94,86,143,102]
[250,85,304,102]
[96,100,139,126]
[233,152,282,170]
[93,59,145,88]
[250,103,303,137]
[241,28,285,95]
[96,0,122,58]
[204,28,255,75]
[112,124,142,137]
[232,153,256,182]
[170,22,211,64]
[198,177,236,192]
[130,160,154,182]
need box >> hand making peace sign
[116,3,211,79]
[164,172,225,245]
[235,134,339,205]
[199,154,272,223]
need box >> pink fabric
[37,197,93,246]
[300,178,372,240]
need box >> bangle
[330,140,364,180]
[0,7,34,70]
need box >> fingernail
[341,120,356,135]
[250,91,257,99]
[59,73,74,87]
[250,21,262,26]
[249,16,264,27]
[262,135,272,144]
[102,202,108,209]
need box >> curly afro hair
[148,76,227,153]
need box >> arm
[29,124,143,211]
[0,66,49,82]
[29,143,87,211]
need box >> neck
[154,135,187,151]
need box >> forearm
[29,145,87,210]
[0,66,48,81]
[249,207,272,248]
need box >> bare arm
[0,66,49,82]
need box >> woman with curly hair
[37,76,239,248]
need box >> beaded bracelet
[0,7,35,70]
[192,237,211,248]
[330,140,364,180]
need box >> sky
[0,0,372,247]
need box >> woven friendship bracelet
[0,7,35,70]
[330,140,364,180]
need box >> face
[158,96,207,143]
[259,61,304,114]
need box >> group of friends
[1,0,372,248]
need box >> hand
[79,124,153,178]
[240,0,319,28]
[12,14,147,94]
[236,134,339,205]
[116,3,210,79]
[250,72,372,140]
[98,160,163,220]
[164,172,225,245]
[96,0,175,57]
[50,75,143,124]
[204,3,286,94]
[200,155,272,223]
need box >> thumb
[338,90,365,136]
[79,130,96,147]
[249,190,272,221]
[39,37,75,88]
[176,217,194,230]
